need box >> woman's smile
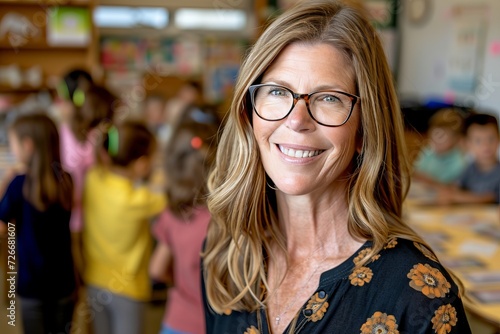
[278,144,325,158]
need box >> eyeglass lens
[252,85,354,126]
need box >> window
[174,8,246,30]
[93,6,168,29]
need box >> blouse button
[304,309,313,316]
[318,290,326,299]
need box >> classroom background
[0,0,499,333]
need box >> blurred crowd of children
[0,68,219,334]
[412,107,500,205]
[0,65,499,334]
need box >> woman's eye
[269,87,289,97]
[321,94,341,103]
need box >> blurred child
[163,81,203,145]
[413,108,467,186]
[59,84,116,277]
[82,120,167,334]
[149,115,220,334]
[164,81,202,126]
[438,113,500,204]
[144,95,166,134]
[0,113,76,334]
[54,68,93,124]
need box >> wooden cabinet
[0,0,98,97]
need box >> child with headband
[82,120,166,334]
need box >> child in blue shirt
[0,113,76,333]
[437,113,500,204]
[413,108,467,186]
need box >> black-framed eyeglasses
[248,84,360,127]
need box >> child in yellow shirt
[82,120,166,334]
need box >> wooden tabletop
[405,182,500,327]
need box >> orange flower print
[407,263,451,298]
[244,326,260,334]
[360,311,400,334]
[413,242,439,262]
[349,266,373,286]
[354,248,372,264]
[384,238,398,249]
[304,291,329,322]
[431,304,457,334]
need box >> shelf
[0,5,93,49]
[0,44,89,51]
[0,86,45,94]
[0,0,92,6]
[0,0,98,90]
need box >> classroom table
[405,182,500,329]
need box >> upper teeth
[279,145,322,158]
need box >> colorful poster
[447,5,488,93]
[47,7,91,47]
[101,37,148,71]
[204,39,245,103]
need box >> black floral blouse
[202,238,472,334]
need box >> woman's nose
[285,99,316,132]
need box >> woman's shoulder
[372,238,449,272]
[345,238,469,332]
[363,237,461,296]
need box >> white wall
[397,0,500,117]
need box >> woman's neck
[275,192,360,260]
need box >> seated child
[413,108,467,186]
[437,113,500,204]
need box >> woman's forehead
[261,42,355,92]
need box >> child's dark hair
[71,84,116,142]
[58,68,93,104]
[164,115,220,217]
[464,113,499,136]
[102,120,156,167]
[9,113,73,211]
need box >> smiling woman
[201,1,472,333]
[251,42,360,197]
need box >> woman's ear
[356,139,363,154]
[356,127,363,154]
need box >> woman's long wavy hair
[203,0,433,313]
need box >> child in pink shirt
[59,84,115,232]
[150,113,220,334]
[56,71,116,276]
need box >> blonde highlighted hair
[203,0,432,313]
